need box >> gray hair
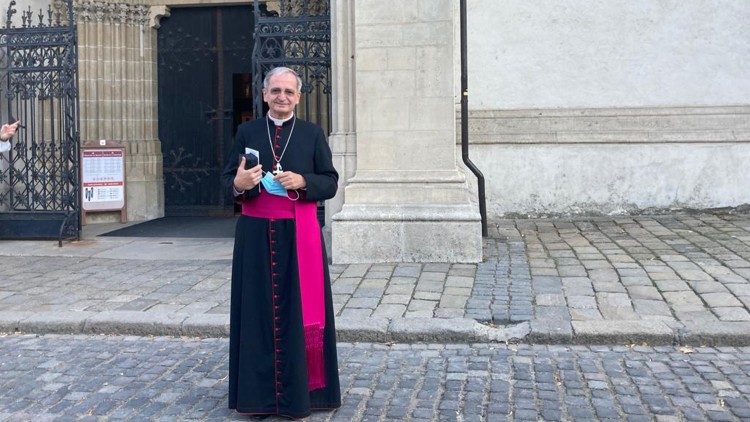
[263,67,303,93]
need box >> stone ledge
[458,105,750,145]
[335,317,390,342]
[332,204,481,222]
[527,319,574,344]
[0,311,34,333]
[17,311,94,334]
[182,314,230,338]
[678,321,750,347]
[571,320,675,345]
[4,311,750,346]
[82,311,191,336]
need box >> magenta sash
[242,190,326,391]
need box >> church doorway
[157,6,254,216]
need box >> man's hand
[0,121,21,141]
[275,171,307,190]
[233,157,262,191]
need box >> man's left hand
[274,171,306,190]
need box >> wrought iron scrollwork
[0,0,80,242]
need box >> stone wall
[461,1,750,216]
[462,106,750,217]
[75,0,163,221]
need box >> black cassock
[221,116,341,418]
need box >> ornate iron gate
[0,0,80,244]
[251,0,331,225]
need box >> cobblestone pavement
[1,334,749,421]
[0,256,233,315]
[0,213,748,343]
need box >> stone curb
[2,311,750,346]
[569,320,675,345]
[677,321,750,347]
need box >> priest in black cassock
[222,67,341,418]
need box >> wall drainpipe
[460,0,488,237]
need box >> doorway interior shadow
[99,216,238,238]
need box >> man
[0,121,20,153]
[221,67,341,418]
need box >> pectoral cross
[273,162,283,176]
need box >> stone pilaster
[327,0,356,227]
[331,0,482,263]
[75,0,163,221]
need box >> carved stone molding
[461,106,750,145]
[149,5,170,29]
[74,0,150,26]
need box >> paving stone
[531,268,559,276]
[593,282,627,293]
[434,308,464,318]
[558,266,588,277]
[392,265,422,277]
[535,294,567,307]
[632,300,673,317]
[600,306,640,320]
[691,282,731,294]
[663,291,704,306]
[627,286,664,301]
[415,281,443,293]
[621,277,654,286]
[360,279,388,289]
[570,308,604,320]
[346,297,380,309]
[597,293,633,308]
[700,293,743,308]
[445,276,474,288]
[413,291,441,301]
[407,300,438,312]
[713,308,750,322]
[653,279,691,291]
[418,272,447,282]
[341,264,371,278]
[372,304,407,318]
[439,295,469,309]
[339,308,373,318]
[381,295,411,305]
[443,287,471,297]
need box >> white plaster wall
[468,0,750,109]
[474,142,750,217]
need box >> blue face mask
[260,172,288,197]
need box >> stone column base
[126,140,164,221]
[332,203,482,263]
[126,180,164,221]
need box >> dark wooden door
[158,6,254,216]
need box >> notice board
[81,140,127,223]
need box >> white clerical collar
[268,113,294,126]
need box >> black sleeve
[221,127,260,201]
[301,126,338,201]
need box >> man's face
[263,72,301,119]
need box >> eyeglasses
[267,88,298,96]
